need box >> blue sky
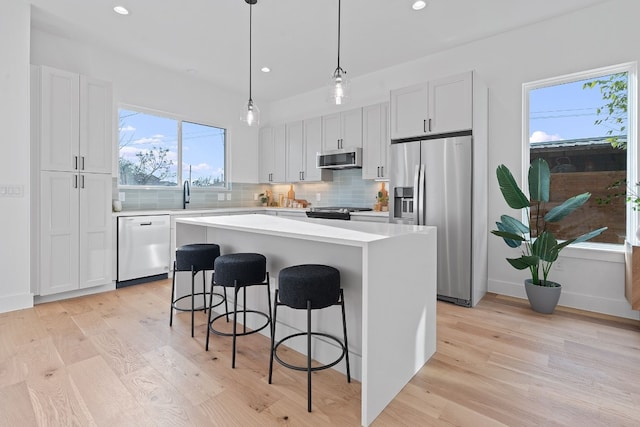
[119,109,225,185]
[529,74,626,143]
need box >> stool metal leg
[202,270,207,314]
[191,266,196,337]
[268,289,279,384]
[169,261,176,327]
[232,280,240,369]
[307,299,312,412]
[340,289,351,382]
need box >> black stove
[306,206,372,220]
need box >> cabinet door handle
[428,118,432,132]
[81,156,85,170]
[73,175,78,189]
[423,120,427,133]
[377,166,380,177]
[81,175,85,189]
[380,166,384,177]
[74,156,78,170]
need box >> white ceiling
[30,0,610,103]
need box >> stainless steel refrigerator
[389,132,473,306]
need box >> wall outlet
[119,192,125,202]
[316,193,321,201]
[226,193,232,200]
[254,193,259,201]
[218,193,225,201]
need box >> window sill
[560,241,624,263]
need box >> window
[524,63,636,245]
[118,108,227,188]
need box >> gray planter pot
[524,279,562,314]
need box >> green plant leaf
[507,255,538,270]
[491,227,524,248]
[528,158,550,202]
[532,231,559,263]
[554,227,608,251]
[496,165,529,209]
[544,193,591,222]
[500,214,529,234]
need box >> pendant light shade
[241,0,260,126]
[328,0,349,105]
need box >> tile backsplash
[114,169,385,211]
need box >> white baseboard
[0,292,34,314]
[488,279,640,320]
[34,283,116,305]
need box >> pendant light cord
[249,2,253,102]
[337,0,341,72]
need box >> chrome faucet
[183,180,190,209]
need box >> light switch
[226,193,232,200]
[218,193,225,201]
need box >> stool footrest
[208,310,271,337]
[273,332,347,373]
[171,292,225,312]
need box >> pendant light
[241,0,260,126]
[328,0,349,105]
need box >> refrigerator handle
[413,164,420,225]
[418,164,426,226]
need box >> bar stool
[206,253,272,368]
[170,243,226,337]
[269,264,351,412]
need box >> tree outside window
[118,109,226,188]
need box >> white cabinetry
[322,107,363,150]
[286,120,304,182]
[259,126,286,183]
[39,66,112,173]
[390,71,472,140]
[32,65,113,296]
[362,102,389,180]
[39,171,112,295]
[285,118,333,183]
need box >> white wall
[269,0,640,320]
[30,27,261,184]
[0,1,32,313]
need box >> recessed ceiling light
[261,67,271,73]
[113,6,129,15]
[412,1,427,11]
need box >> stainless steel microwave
[316,147,362,169]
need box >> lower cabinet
[38,171,112,295]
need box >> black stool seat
[278,264,340,309]
[269,264,350,413]
[175,243,220,271]
[213,253,266,287]
[206,253,272,368]
[170,243,225,338]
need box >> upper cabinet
[286,120,304,182]
[261,119,332,184]
[259,125,286,183]
[390,71,472,140]
[302,117,332,182]
[37,66,112,173]
[322,107,363,150]
[362,102,389,180]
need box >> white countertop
[112,207,389,219]
[176,213,428,247]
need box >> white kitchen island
[175,214,437,426]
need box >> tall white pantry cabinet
[31,65,113,296]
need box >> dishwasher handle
[139,222,153,226]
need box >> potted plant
[491,158,608,314]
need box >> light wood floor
[1,279,639,426]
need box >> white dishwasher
[117,215,171,286]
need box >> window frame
[522,62,638,246]
[116,104,229,191]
